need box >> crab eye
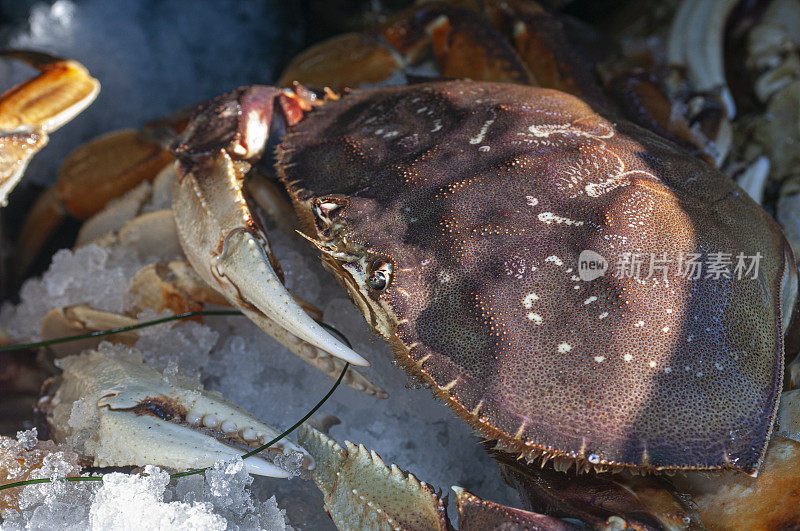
[368,259,393,291]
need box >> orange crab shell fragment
[278,81,792,474]
[277,33,404,93]
[0,53,99,133]
[57,129,173,219]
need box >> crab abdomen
[278,81,792,473]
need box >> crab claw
[42,345,311,477]
[171,86,368,367]
[0,50,99,205]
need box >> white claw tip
[244,456,292,478]
[329,343,369,367]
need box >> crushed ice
[1,431,290,530]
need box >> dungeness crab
[2,0,800,528]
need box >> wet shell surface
[278,81,793,473]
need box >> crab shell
[276,81,796,474]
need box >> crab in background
[2,0,800,529]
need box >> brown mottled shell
[277,81,791,474]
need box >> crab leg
[298,422,587,530]
[667,0,738,119]
[297,422,452,530]
[0,50,99,205]
[172,87,368,367]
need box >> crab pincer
[171,86,371,380]
[0,50,99,205]
[43,346,312,477]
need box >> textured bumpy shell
[298,424,451,530]
[278,81,790,473]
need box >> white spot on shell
[623,354,633,362]
[594,356,605,363]
[528,123,572,137]
[528,313,543,324]
[557,343,571,353]
[545,256,564,266]
[538,212,584,226]
[598,312,608,319]
[526,196,539,207]
[522,293,539,308]
[649,360,657,368]
[634,321,645,327]
[470,118,495,144]
[585,178,629,198]
[584,296,597,305]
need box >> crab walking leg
[45,347,311,477]
[298,422,588,529]
[297,423,451,530]
[0,50,99,205]
[172,86,368,367]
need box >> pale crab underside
[172,80,796,475]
